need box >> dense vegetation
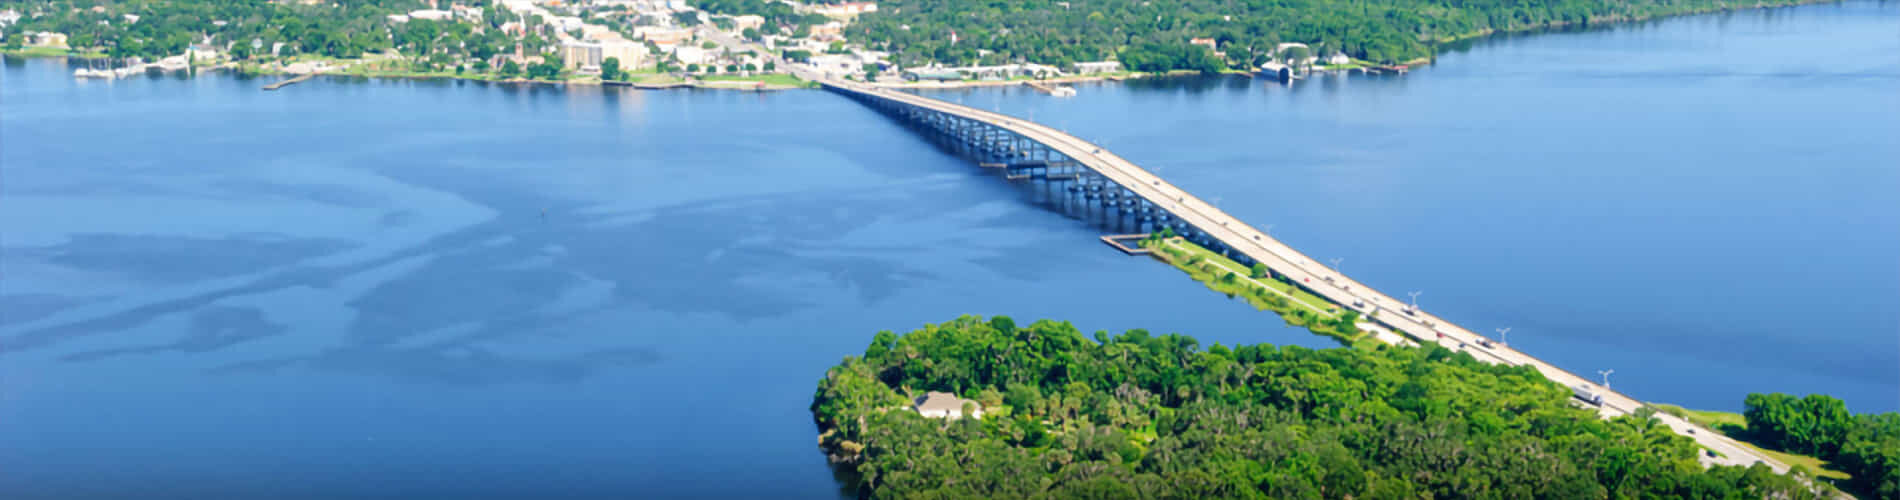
[1,0,554,74]
[845,0,1825,70]
[813,316,1828,499]
[1744,392,1900,498]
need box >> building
[30,32,68,48]
[671,45,710,65]
[121,13,140,24]
[731,14,765,31]
[1324,53,1351,65]
[551,16,585,32]
[814,1,877,16]
[562,38,648,72]
[386,14,410,23]
[912,392,982,419]
[0,10,22,27]
[808,21,844,40]
[1073,60,1121,74]
[186,44,219,61]
[451,5,484,22]
[1190,37,1217,51]
[408,9,454,21]
[637,26,692,46]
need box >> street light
[1598,369,1614,389]
[1330,257,1343,273]
[1496,327,1511,345]
[1407,290,1422,310]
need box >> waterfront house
[1073,60,1121,74]
[1190,37,1217,51]
[913,392,982,419]
[30,32,67,48]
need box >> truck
[1572,384,1605,406]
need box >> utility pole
[1496,327,1511,345]
[1598,369,1614,389]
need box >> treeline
[845,0,1824,71]
[4,0,437,60]
[690,0,829,33]
[1744,393,1900,498]
[812,316,1829,498]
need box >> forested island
[812,316,1896,498]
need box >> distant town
[0,0,1381,90]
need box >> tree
[741,27,760,41]
[601,56,622,81]
[1250,263,1268,279]
[763,60,776,71]
[501,59,521,76]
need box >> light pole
[1496,327,1511,345]
[1330,257,1343,273]
[1407,291,1421,311]
[1598,369,1614,389]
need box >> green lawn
[1649,404,1850,481]
[698,73,808,87]
[4,46,107,58]
[1144,237,1364,343]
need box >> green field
[1143,237,1365,343]
[3,46,107,58]
[698,73,810,87]
[1649,404,1851,481]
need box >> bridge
[818,78,1791,473]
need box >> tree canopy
[843,0,1816,70]
[1744,392,1900,498]
[813,316,1829,499]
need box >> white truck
[1572,384,1605,406]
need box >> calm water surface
[3,2,1896,497]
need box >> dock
[1024,81,1076,96]
[1099,234,1153,255]
[263,73,314,91]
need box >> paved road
[820,79,1789,473]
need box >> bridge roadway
[818,79,1790,473]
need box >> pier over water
[820,78,1792,473]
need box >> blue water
[2,2,1896,497]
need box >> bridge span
[820,79,1790,473]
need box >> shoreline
[2,0,1846,93]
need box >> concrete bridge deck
[819,78,1790,474]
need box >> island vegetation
[845,0,1827,70]
[1650,394,1900,498]
[812,315,1834,499]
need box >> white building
[386,14,410,23]
[0,10,21,27]
[814,1,877,16]
[1324,53,1351,65]
[408,9,454,21]
[912,392,982,419]
[671,45,710,65]
[1073,60,1122,74]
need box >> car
[1687,428,1697,435]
